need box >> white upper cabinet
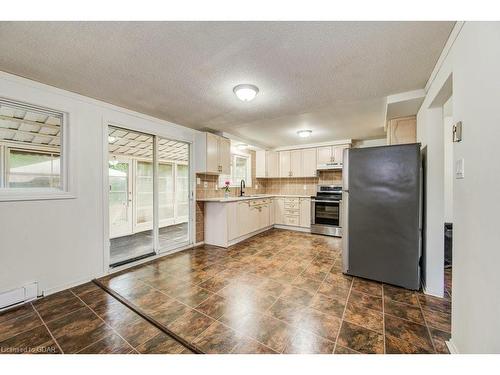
[195,132,231,174]
[290,150,302,177]
[256,150,266,178]
[256,150,279,178]
[279,151,291,177]
[218,136,231,175]
[316,144,350,168]
[267,151,279,178]
[301,148,317,177]
[317,146,333,165]
[257,143,350,178]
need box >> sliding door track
[109,252,156,268]
[92,278,204,354]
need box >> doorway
[107,125,191,266]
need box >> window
[7,149,60,188]
[0,98,68,200]
[218,154,252,187]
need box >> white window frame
[0,98,74,202]
[219,153,252,188]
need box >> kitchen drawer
[284,208,299,216]
[284,198,300,203]
[284,215,300,226]
[284,201,299,209]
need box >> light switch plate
[455,158,465,179]
[196,177,201,185]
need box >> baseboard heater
[0,282,38,310]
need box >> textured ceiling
[0,21,454,147]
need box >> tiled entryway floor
[0,229,451,354]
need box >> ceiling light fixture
[108,136,117,143]
[233,84,259,102]
[297,130,312,138]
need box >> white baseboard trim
[422,288,446,298]
[446,338,459,354]
[226,226,273,247]
[274,224,311,233]
[193,241,205,247]
[43,276,97,297]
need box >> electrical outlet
[203,181,208,188]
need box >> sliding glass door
[107,125,191,266]
[157,137,190,250]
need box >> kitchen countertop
[197,194,312,203]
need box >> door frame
[108,155,133,239]
[102,117,195,272]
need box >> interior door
[109,159,133,238]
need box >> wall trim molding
[424,22,465,92]
[446,338,459,354]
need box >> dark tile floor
[0,229,452,354]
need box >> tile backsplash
[194,148,342,242]
[196,171,342,198]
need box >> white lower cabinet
[205,198,274,247]
[299,198,311,228]
[204,196,311,248]
[274,197,311,229]
[274,198,285,225]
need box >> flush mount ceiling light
[237,143,249,149]
[233,84,259,102]
[297,130,312,138]
[108,136,117,143]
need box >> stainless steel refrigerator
[342,143,422,290]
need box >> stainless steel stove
[310,185,342,237]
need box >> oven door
[312,199,340,227]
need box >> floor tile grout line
[92,280,205,353]
[0,313,47,343]
[415,291,438,353]
[70,290,136,354]
[98,232,364,354]
[332,277,354,354]
[0,304,37,327]
[278,252,334,354]
[31,302,64,354]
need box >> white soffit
[0,22,455,147]
[386,89,426,121]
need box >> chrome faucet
[240,179,246,197]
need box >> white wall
[417,106,445,297]
[417,22,500,353]
[0,72,197,297]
